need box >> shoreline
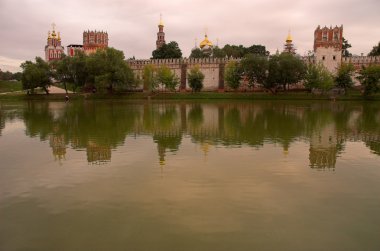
[1,92,380,101]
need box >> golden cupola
[286,31,293,42]
[200,34,213,49]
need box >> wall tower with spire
[156,14,166,49]
[45,23,64,62]
[283,31,296,54]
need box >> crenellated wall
[127,58,238,91]
[127,55,380,91]
[342,56,380,70]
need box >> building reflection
[86,141,112,164]
[4,100,379,168]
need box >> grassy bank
[0,80,22,93]
[1,90,380,101]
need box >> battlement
[126,57,245,70]
[342,56,380,64]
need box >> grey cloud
[0,0,379,72]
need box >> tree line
[21,47,135,94]
[0,69,22,81]
[222,52,380,96]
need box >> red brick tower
[156,14,166,49]
[314,25,343,73]
[83,30,108,55]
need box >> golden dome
[200,34,213,49]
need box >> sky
[0,0,379,72]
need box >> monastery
[44,19,380,91]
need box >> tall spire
[159,13,164,27]
[156,14,166,49]
[286,29,292,42]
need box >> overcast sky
[0,0,379,72]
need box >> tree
[368,42,380,56]
[52,55,72,93]
[189,48,206,58]
[143,64,157,91]
[70,51,88,92]
[268,53,306,91]
[156,65,179,91]
[335,63,355,93]
[304,63,334,93]
[187,65,205,92]
[221,44,268,58]
[86,48,134,92]
[342,37,352,57]
[0,70,13,80]
[212,46,227,58]
[357,65,380,97]
[21,57,52,94]
[224,61,242,90]
[152,41,182,59]
[240,54,268,89]
[265,55,281,93]
[246,45,268,56]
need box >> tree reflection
[5,100,379,167]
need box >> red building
[45,24,64,62]
[83,30,108,55]
[67,44,83,57]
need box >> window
[333,32,339,41]
[322,32,327,41]
[322,56,325,60]
[333,56,336,60]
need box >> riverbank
[1,91,380,101]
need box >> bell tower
[156,14,166,49]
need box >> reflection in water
[1,100,380,169]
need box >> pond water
[0,100,380,251]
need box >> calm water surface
[0,100,379,251]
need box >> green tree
[225,61,242,90]
[265,55,281,93]
[86,48,134,92]
[357,65,380,97]
[304,63,334,93]
[276,53,306,91]
[212,46,227,58]
[342,37,352,57]
[52,55,72,93]
[187,65,205,92]
[368,42,380,56]
[0,70,13,80]
[21,57,52,94]
[246,45,269,56]
[189,48,206,58]
[143,64,157,91]
[156,65,179,91]
[240,54,268,89]
[70,51,88,92]
[335,63,355,93]
[152,41,182,59]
